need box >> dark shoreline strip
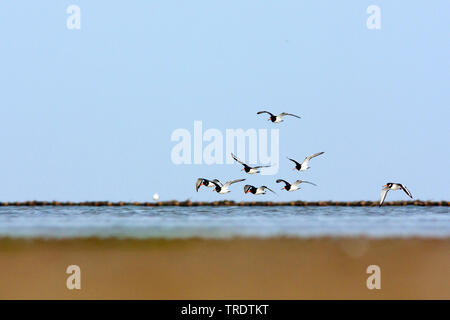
[0,200,448,207]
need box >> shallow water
[0,206,448,239]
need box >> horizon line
[0,200,448,207]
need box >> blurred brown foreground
[0,238,448,299]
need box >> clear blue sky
[0,1,448,202]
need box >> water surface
[0,206,448,239]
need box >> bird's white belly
[290,185,299,191]
[248,168,259,174]
[255,189,265,195]
[391,184,401,190]
[219,189,230,194]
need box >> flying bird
[231,153,271,174]
[276,179,317,192]
[257,111,301,123]
[195,178,222,192]
[288,152,324,171]
[244,184,276,195]
[211,179,246,194]
[379,182,413,206]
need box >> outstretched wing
[231,152,247,166]
[279,112,301,119]
[400,184,413,198]
[294,180,317,186]
[305,151,325,161]
[379,188,390,206]
[287,157,301,166]
[257,110,275,117]
[303,151,325,166]
[196,178,205,192]
[224,178,246,188]
[262,186,277,194]
[253,165,271,169]
[276,179,290,187]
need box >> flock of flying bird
[195,110,413,206]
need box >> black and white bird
[195,178,222,192]
[276,179,317,192]
[288,152,324,171]
[231,153,271,174]
[257,111,301,123]
[244,184,276,195]
[379,182,413,206]
[211,179,246,194]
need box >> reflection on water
[0,206,448,239]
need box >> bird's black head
[244,185,255,194]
